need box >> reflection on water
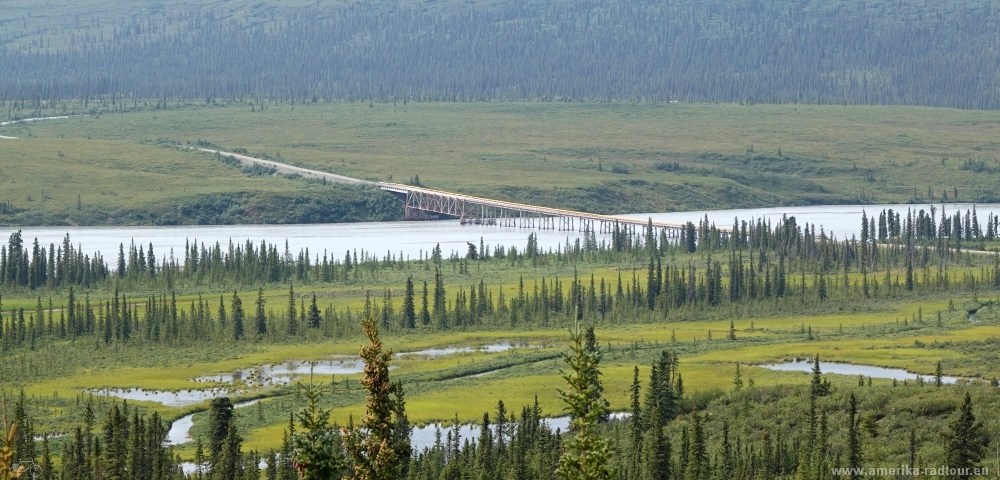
[113,340,527,410]
[167,399,260,446]
[762,359,961,384]
[622,203,1000,240]
[166,414,195,445]
[177,412,629,473]
[410,412,630,451]
[194,359,367,387]
[92,387,244,408]
[396,341,530,358]
[0,220,605,266]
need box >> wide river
[1,203,997,262]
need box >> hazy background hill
[2,0,999,108]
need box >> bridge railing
[376,182,707,235]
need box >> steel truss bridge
[377,183,688,237]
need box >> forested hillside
[1,0,999,108]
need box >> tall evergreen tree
[255,288,267,336]
[231,291,244,341]
[629,366,645,449]
[942,392,989,479]
[286,284,297,336]
[555,323,615,480]
[39,435,53,480]
[208,397,235,466]
[101,403,128,480]
[342,314,407,480]
[402,276,416,329]
[641,408,670,480]
[214,422,243,480]
[291,380,347,480]
[583,326,610,423]
[847,392,861,479]
[307,294,321,329]
[683,413,706,480]
[10,389,34,465]
[420,280,431,327]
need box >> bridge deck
[377,182,690,233]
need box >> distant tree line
[1,0,1000,108]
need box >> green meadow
[3,243,997,457]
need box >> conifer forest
[2,0,1000,479]
[2,0,1000,108]
[1,207,1000,478]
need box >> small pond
[92,387,246,408]
[396,341,530,358]
[194,359,367,387]
[762,359,960,384]
[410,412,630,452]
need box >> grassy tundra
[3,102,1000,225]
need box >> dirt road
[193,147,371,185]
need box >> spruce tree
[391,381,412,477]
[265,452,277,480]
[942,392,989,479]
[291,380,346,479]
[208,398,235,465]
[39,435,53,480]
[583,326,610,423]
[847,392,861,479]
[342,314,407,480]
[307,294,321,329]
[433,268,446,328]
[102,403,128,480]
[555,323,615,480]
[255,288,267,336]
[810,356,830,397]
[286,284,297,336]
[231,291,244,341]
[279,415,296,480]
[629,366,644,449]
[402,277,416,329]
[217,295,227,328]
[420,281,431,326]
[721,421,732,479]
[683,413,706,480]
[476,413,494,479]
[641,408,670,480]
[11,389,34,465]
[214,423,243,480]
[817,273,827,303]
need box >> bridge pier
[382,182,695,236]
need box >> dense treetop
[2,0,999,108]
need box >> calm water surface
[624,202,1000,240]
[762,359,961,384]
[0,221,599,263]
